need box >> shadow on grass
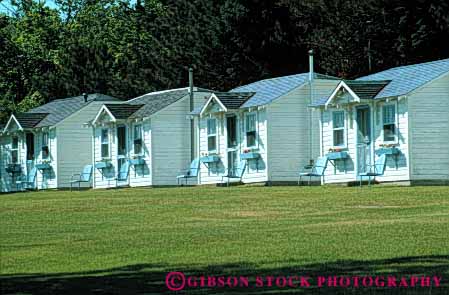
[1,255,448,294]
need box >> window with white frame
[42,132,49,159]
[11,136,19,164]
[245,113,257,148]
[382,104,396,142]
[332,111,345,147]
[207,118,217,152]
[133,124,143,155]
[101,129,109,158]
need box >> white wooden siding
[151,96,192,185]
[409,74,449,181]
[0,128,57,191]
[33,129,58,189]
[91,91,210,188]
[93,125,119,188]
[267,79,339,182]
[57,101,108,188]
[321,98,410,184]
[128,121,152,187]
[198,108,269,185]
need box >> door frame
[225,114,239,175]
[116,125,128,171]
[355,105,373,175]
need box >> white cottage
[89,87,212,188]
[0,94,121,192]
[191,73,340,185]
[312,58,449,185]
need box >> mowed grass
[1,186,449,294]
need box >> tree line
[1,0,448,122]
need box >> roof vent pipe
[309,49,314,82]
[308,49,314,163]
[189,68,195,161]
[189,68,194,111]
[83,93,88,103]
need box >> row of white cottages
[1,58,449,192]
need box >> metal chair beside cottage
[298,156,329,185]
[222,160,247,187]
[16,167,38,191]
[115,161,131,188]
[359,154,387,187]
[177,158,200,185]
[70,165,93,191]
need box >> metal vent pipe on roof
[189,68,195,161]
[83,93,88,103]
[308,49,314,163]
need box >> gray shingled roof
[311,81,390,107]
[27,93,120,127]
[127,88,190,119]
[104,104,144,120]
[214,92,255,109]
[344,81,390,100]
[357,58,449,98]
[14,113,49,128]
[312,58,449,107]
[190,92,255,115]
[230,73,338,108]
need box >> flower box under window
[6,164,22,174]
[376,147,400,156]
[200,155,220,163]
[35,163,52,170]
[129,158,145,166]
[240,152,260,160]
[326,151,349,160]
[95,161,112,169]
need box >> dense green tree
[0,0,448,123]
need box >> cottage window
[332,111,345,147]
[42,132,49,159]
[11,136,19,164]
[133,124,143,155]
[207,118,217,152]
[382,104,396,142]
[245,113,257,148]
[101,129,110,158]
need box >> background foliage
[0,0,448,122]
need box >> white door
[356,106,372,174]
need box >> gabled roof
[357,58,449,98]
[230,73,338,108]
[14,113,49,128]
[125,87,215,119]
[191,92,255,116]
[214,92,255,109]
[103,104,144,120]
[26,93,121,127]
[310,80,390,107]
[344,81,390,100]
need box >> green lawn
[1,186,449,294]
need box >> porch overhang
[92,105,117,125]
[3,114,23,133]
[325,81,361,108]
[194,92,256,117]
[198,94,228,117]
[315,80,390,109]
[3,112,49,134]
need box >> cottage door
[117,126,127,170]
[25,132,35,174]
[226,115,238,176]
[356,106,371,174]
